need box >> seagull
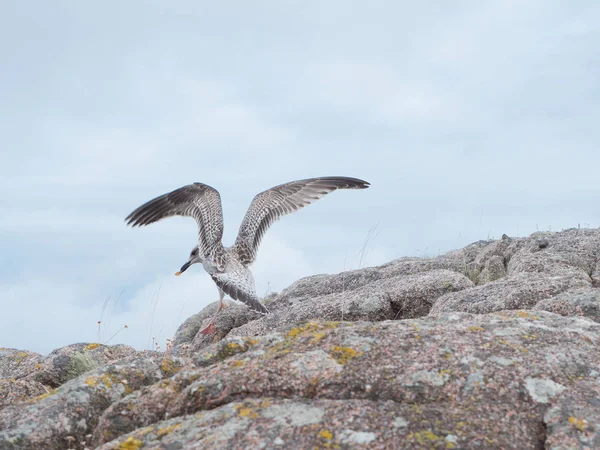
[125,176,370,334]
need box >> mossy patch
[67,352,98,379]
[216,342,245,360]
[160,358,180,376]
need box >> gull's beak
[175,260,192,276]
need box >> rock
[430,228,599,315]
[229,269,472,340]
[534,288,600,322]
[0,379,48,411]
[98,398,543,450]
[90,311,598,449]
[543,380,600,449]
[0,348,43,380]
[3,228,600,449]
[273,242,491,308]
[430,271,590,315]
[25,343,139,388]
[0,356,186,450]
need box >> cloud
[1,1,599,354]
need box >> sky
[1,1,599,355]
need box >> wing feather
[233,176,369,265]
[125,183,224,258]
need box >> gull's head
[175,246,201,276]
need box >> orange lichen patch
[84,343,102,351]
[118,436,143,449]
[233,404,259,419]
[465,326,485,333]
[34,363,43,370]
[329,346,362,365]
[156,423,182,438]
[568,416,589,431]
[85,376,99,387]
[244,338,260,346]
[318,430,333,440]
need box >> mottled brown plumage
[125,176,370,320]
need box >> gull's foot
[199,322,217,335]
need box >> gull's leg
[199,289,225,335]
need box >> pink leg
[199,290,225,335]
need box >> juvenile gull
[125,176,370,334]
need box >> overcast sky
[1,1,599,354]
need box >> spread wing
[125,183,224,258]
[233,176,370,266]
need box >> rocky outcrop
[0,228,598,449]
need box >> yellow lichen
[318,430,333,440]
[244,338,259,346]
[28,388,58,403]
[465,326,485,333]
[160,358,178,376]
[156,423,182,438]
[329,346,362,365]
[12,352,30,363]
[231,360,245,368]
[408,430,441,445]
[568,416,588,431]
[118,436,143,450]
[102,374,114,388]
[216,342,245,360]
[237,407,258,418]
[85,376,99,387]
[516,311,538,320]
[260,398,272,408]
[446,442,456,449]
[310,332,326,344]
[287,322,339,339]
[497,339,528,353]
[84,343,102,351]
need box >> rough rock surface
[0,356,184,449]
[1,228,599,449]
[26,343,139,388]
[534,288,600,323]
[0,348,43,381]
[94,311,599,449]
